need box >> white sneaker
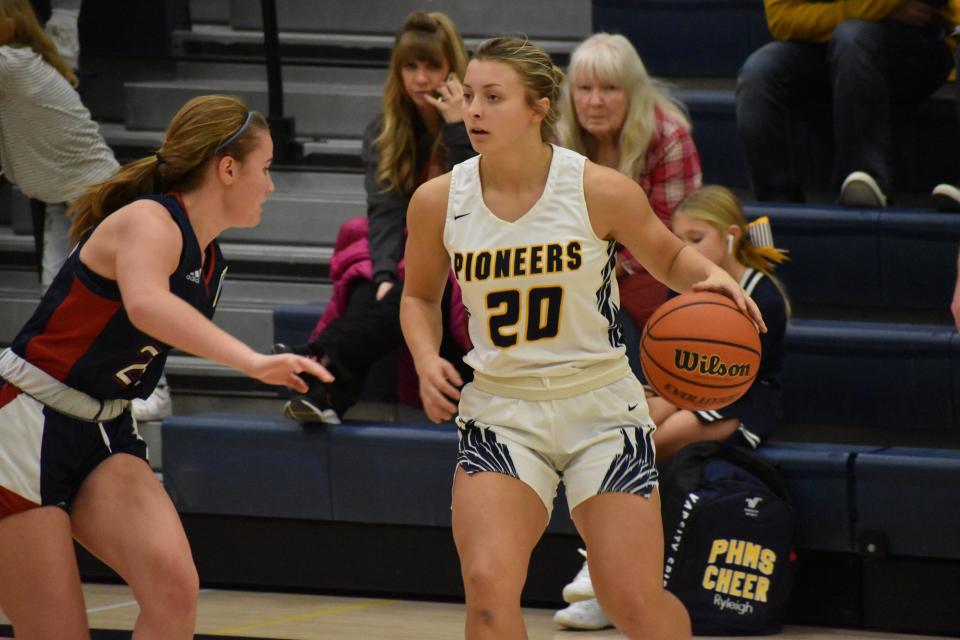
[45,8,80,70]
[553,599,613,630]
[932,183,960,212]
[132,376,173,422]
[562,548,595,603]
[839,171,887,209]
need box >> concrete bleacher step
[228,0,591,39]
[189,0,230,25]
[121,72,960,194]
[212,278,330,352]
[175,60,387,85]
[0,283,41,347]
[125,78,383,139]
[174,24,580,66]
[219,242,332,281]
[97,122,165,157]
[219,191,364,245]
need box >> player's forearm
[400,295,444,368]
[125,291,258,374]
[662,244,723,292]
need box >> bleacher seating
[2,0,958,633]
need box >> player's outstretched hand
[246,353,333,393]
[417,355,463,423]
[692,272,767,333]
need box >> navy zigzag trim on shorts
[456,419,519,478]
[598,426,658,497]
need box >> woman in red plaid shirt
[558,32,702,334]
[555,32,702,631]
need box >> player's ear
[532,96,549,124]
[217,155,237,185]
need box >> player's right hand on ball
[248,353,333,393]
[416,355,462,423]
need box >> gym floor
[0,583,947,639]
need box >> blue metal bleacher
[163,413,333,520]
[855,447,960,560]
[782,320,956,431]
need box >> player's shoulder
[583,160,644,201]
[106,197,181,240]
[582,159,647,227]
[411,172,453,210]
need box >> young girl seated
[555,185,790,630]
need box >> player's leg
[572,490,691,639]
[0,507,90,639]
[71,452,198,640]
[452,467,550,639]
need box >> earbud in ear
[727,234,734,254]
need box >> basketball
[640,291,761,411]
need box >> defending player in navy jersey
[401,37,765,639]
[0,95,329,639]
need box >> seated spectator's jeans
[736,19,953,201]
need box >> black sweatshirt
[362,114,475,285]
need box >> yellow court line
[211,599,396,635]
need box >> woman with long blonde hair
[281,10,475,423]
[0,94,328,638]
[558,33,702,334]
[402,35,765,639]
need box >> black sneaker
[273,343,341,424]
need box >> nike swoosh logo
[453,211,472,221]
[627,403,638,412]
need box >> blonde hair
[70,95,268,243]
[558,33,689,178]
[473,36,565,141]
[375,11,467,196]
[674,185,791,313]
[0,0,77,86]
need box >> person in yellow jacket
[736,0,957,208]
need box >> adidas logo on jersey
[186,268,202,283]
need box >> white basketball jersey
[444,145,625,378]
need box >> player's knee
[461,556,523,602]
[140,551,200,617]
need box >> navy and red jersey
[10,193,227,401]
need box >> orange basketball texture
[640,291,761,411]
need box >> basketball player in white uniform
[400,37,765,639]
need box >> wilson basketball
[640,291,761,411]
